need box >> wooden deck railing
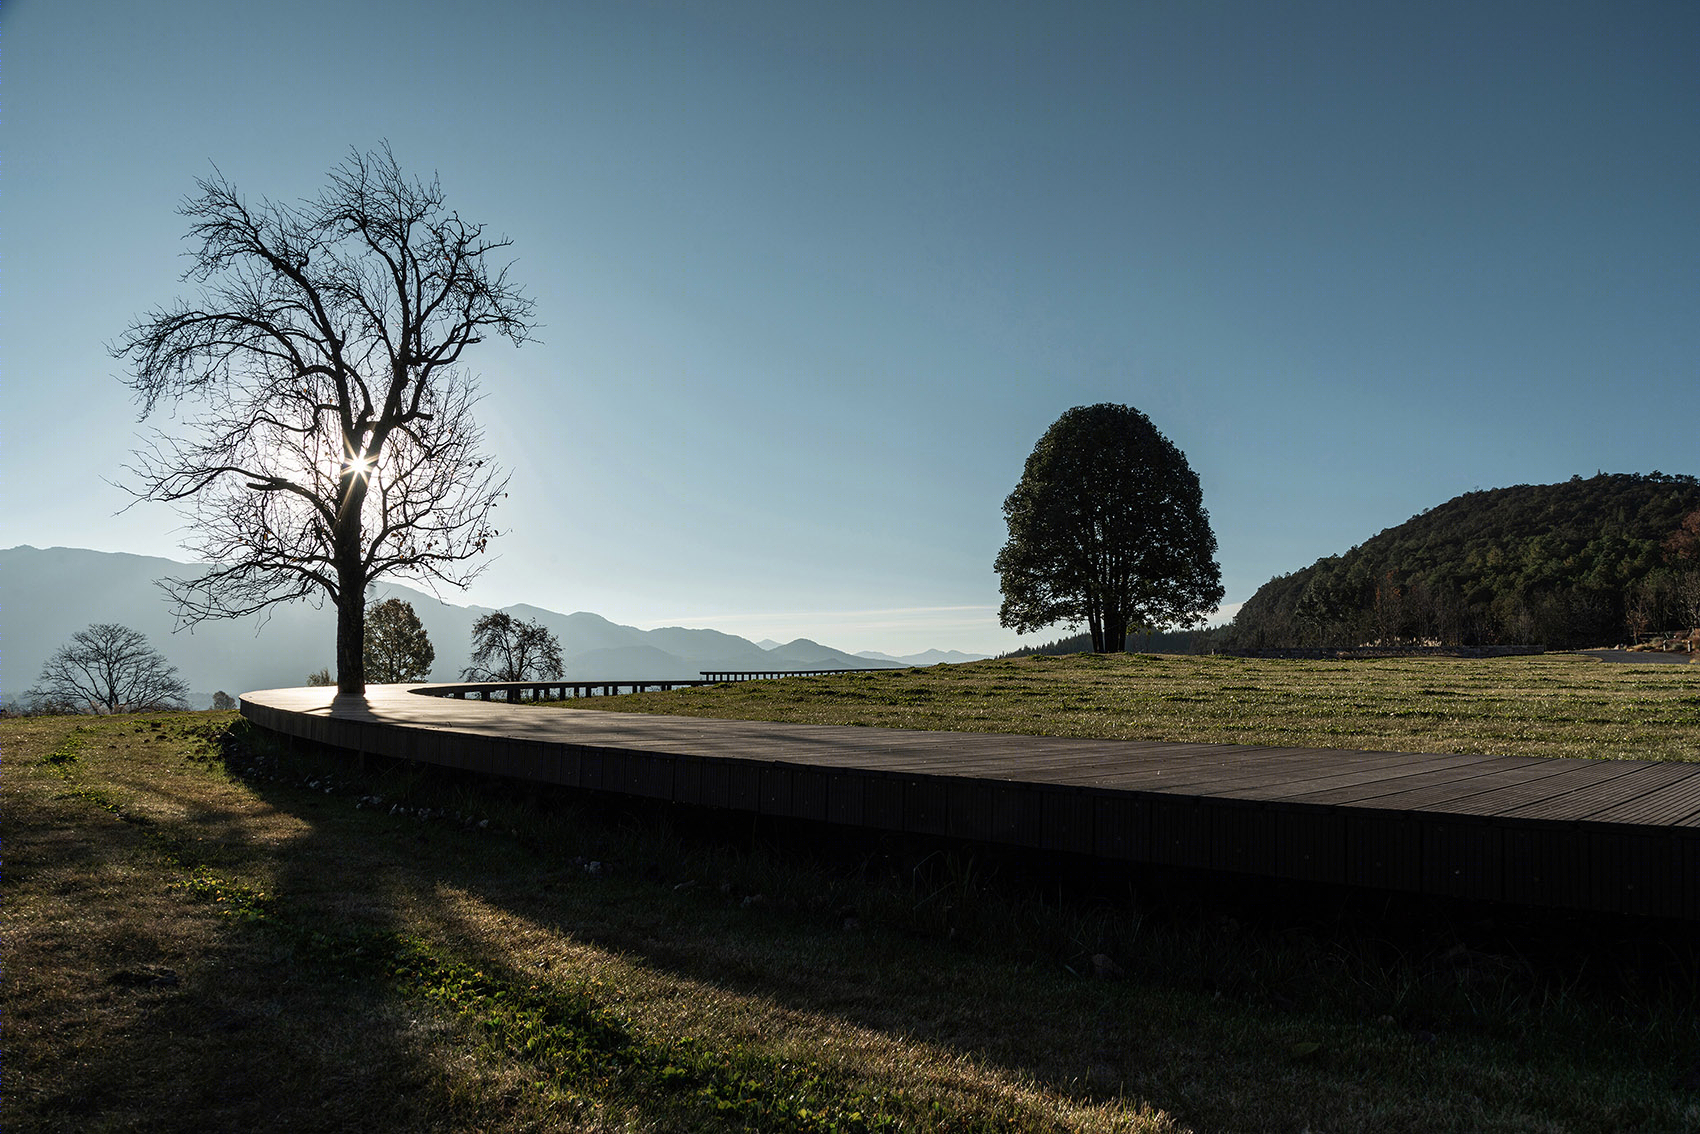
[412,668,889,703]
[697,668,888,682]
[415,680,714,702]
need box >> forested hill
[1225,473,1700,650]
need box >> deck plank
[241,685,1700,920]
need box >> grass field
[568,653,1700,762]
[7,705,1700,1132]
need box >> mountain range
[2,546,986,707]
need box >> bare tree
[1672,570,1700,632]
[116,145,535,695]
[462,612,564,681]
[27,624,190,714]
[1625,577,1662,643]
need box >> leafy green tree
[306,668,334,687]
[211,691,237,711]
[995,404,1223,652]
[462,612,564,681]
[362,598,436,683]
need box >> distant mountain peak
[0,545,936,704]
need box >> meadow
[7,673,1700,1132]
[574,652,1700,763]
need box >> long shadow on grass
[220,722,1700,1134]
[7,717,485,1134]
[227,728,1217,1129]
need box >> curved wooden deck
[240,683,1700,920]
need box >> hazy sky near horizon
[6,1,1697,656]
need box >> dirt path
[1572,648,1696,665]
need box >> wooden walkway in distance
[239,683,1700,921]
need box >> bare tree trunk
[334,479,368,696]
[1104,614,1128,653]
[336,589,365,696]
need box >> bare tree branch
[26,624,190,714]
[462,612,564,681]
[115,145,535,693]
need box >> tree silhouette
[996,404,1223,652]
[462,612,564,681]
[363,597,436,683]
[116,145,534,695]
[27,624,190,714]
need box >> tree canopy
[115,144,534,695]
[26,623,190,714]
[462,612,564,682]
[995,403,1223,652]
[362,598,436,683]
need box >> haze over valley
[2,546,985,707]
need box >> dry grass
[4,713,1174,1132]
[7,708,1699,1133]
[4,716,475,1132]
[572,653,1700,761]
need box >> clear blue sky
[6,1,1697,655]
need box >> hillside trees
[116,145,534,696]
[1226,474,1700,649]
[26,624,190,714]
[1653,509,1700,631]
[1665,510,1700,563]
[463,612,564,681]
[362,598,436,683]
[996,404,1223,652]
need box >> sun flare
[340,451,374,480]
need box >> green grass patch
[566,653,1700,761]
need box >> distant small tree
[306,668,335,687]
[462,612,564,681]
[363,598,436,683]
[1624,586,1656,643]
[1293,575,1349,647]
[1674,571,1700,632]
[211,691,237,711]
[27,623,190,714]
[996,404,1223,652]
[1372,571,1411,646]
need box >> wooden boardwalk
[240,683,1700,920]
